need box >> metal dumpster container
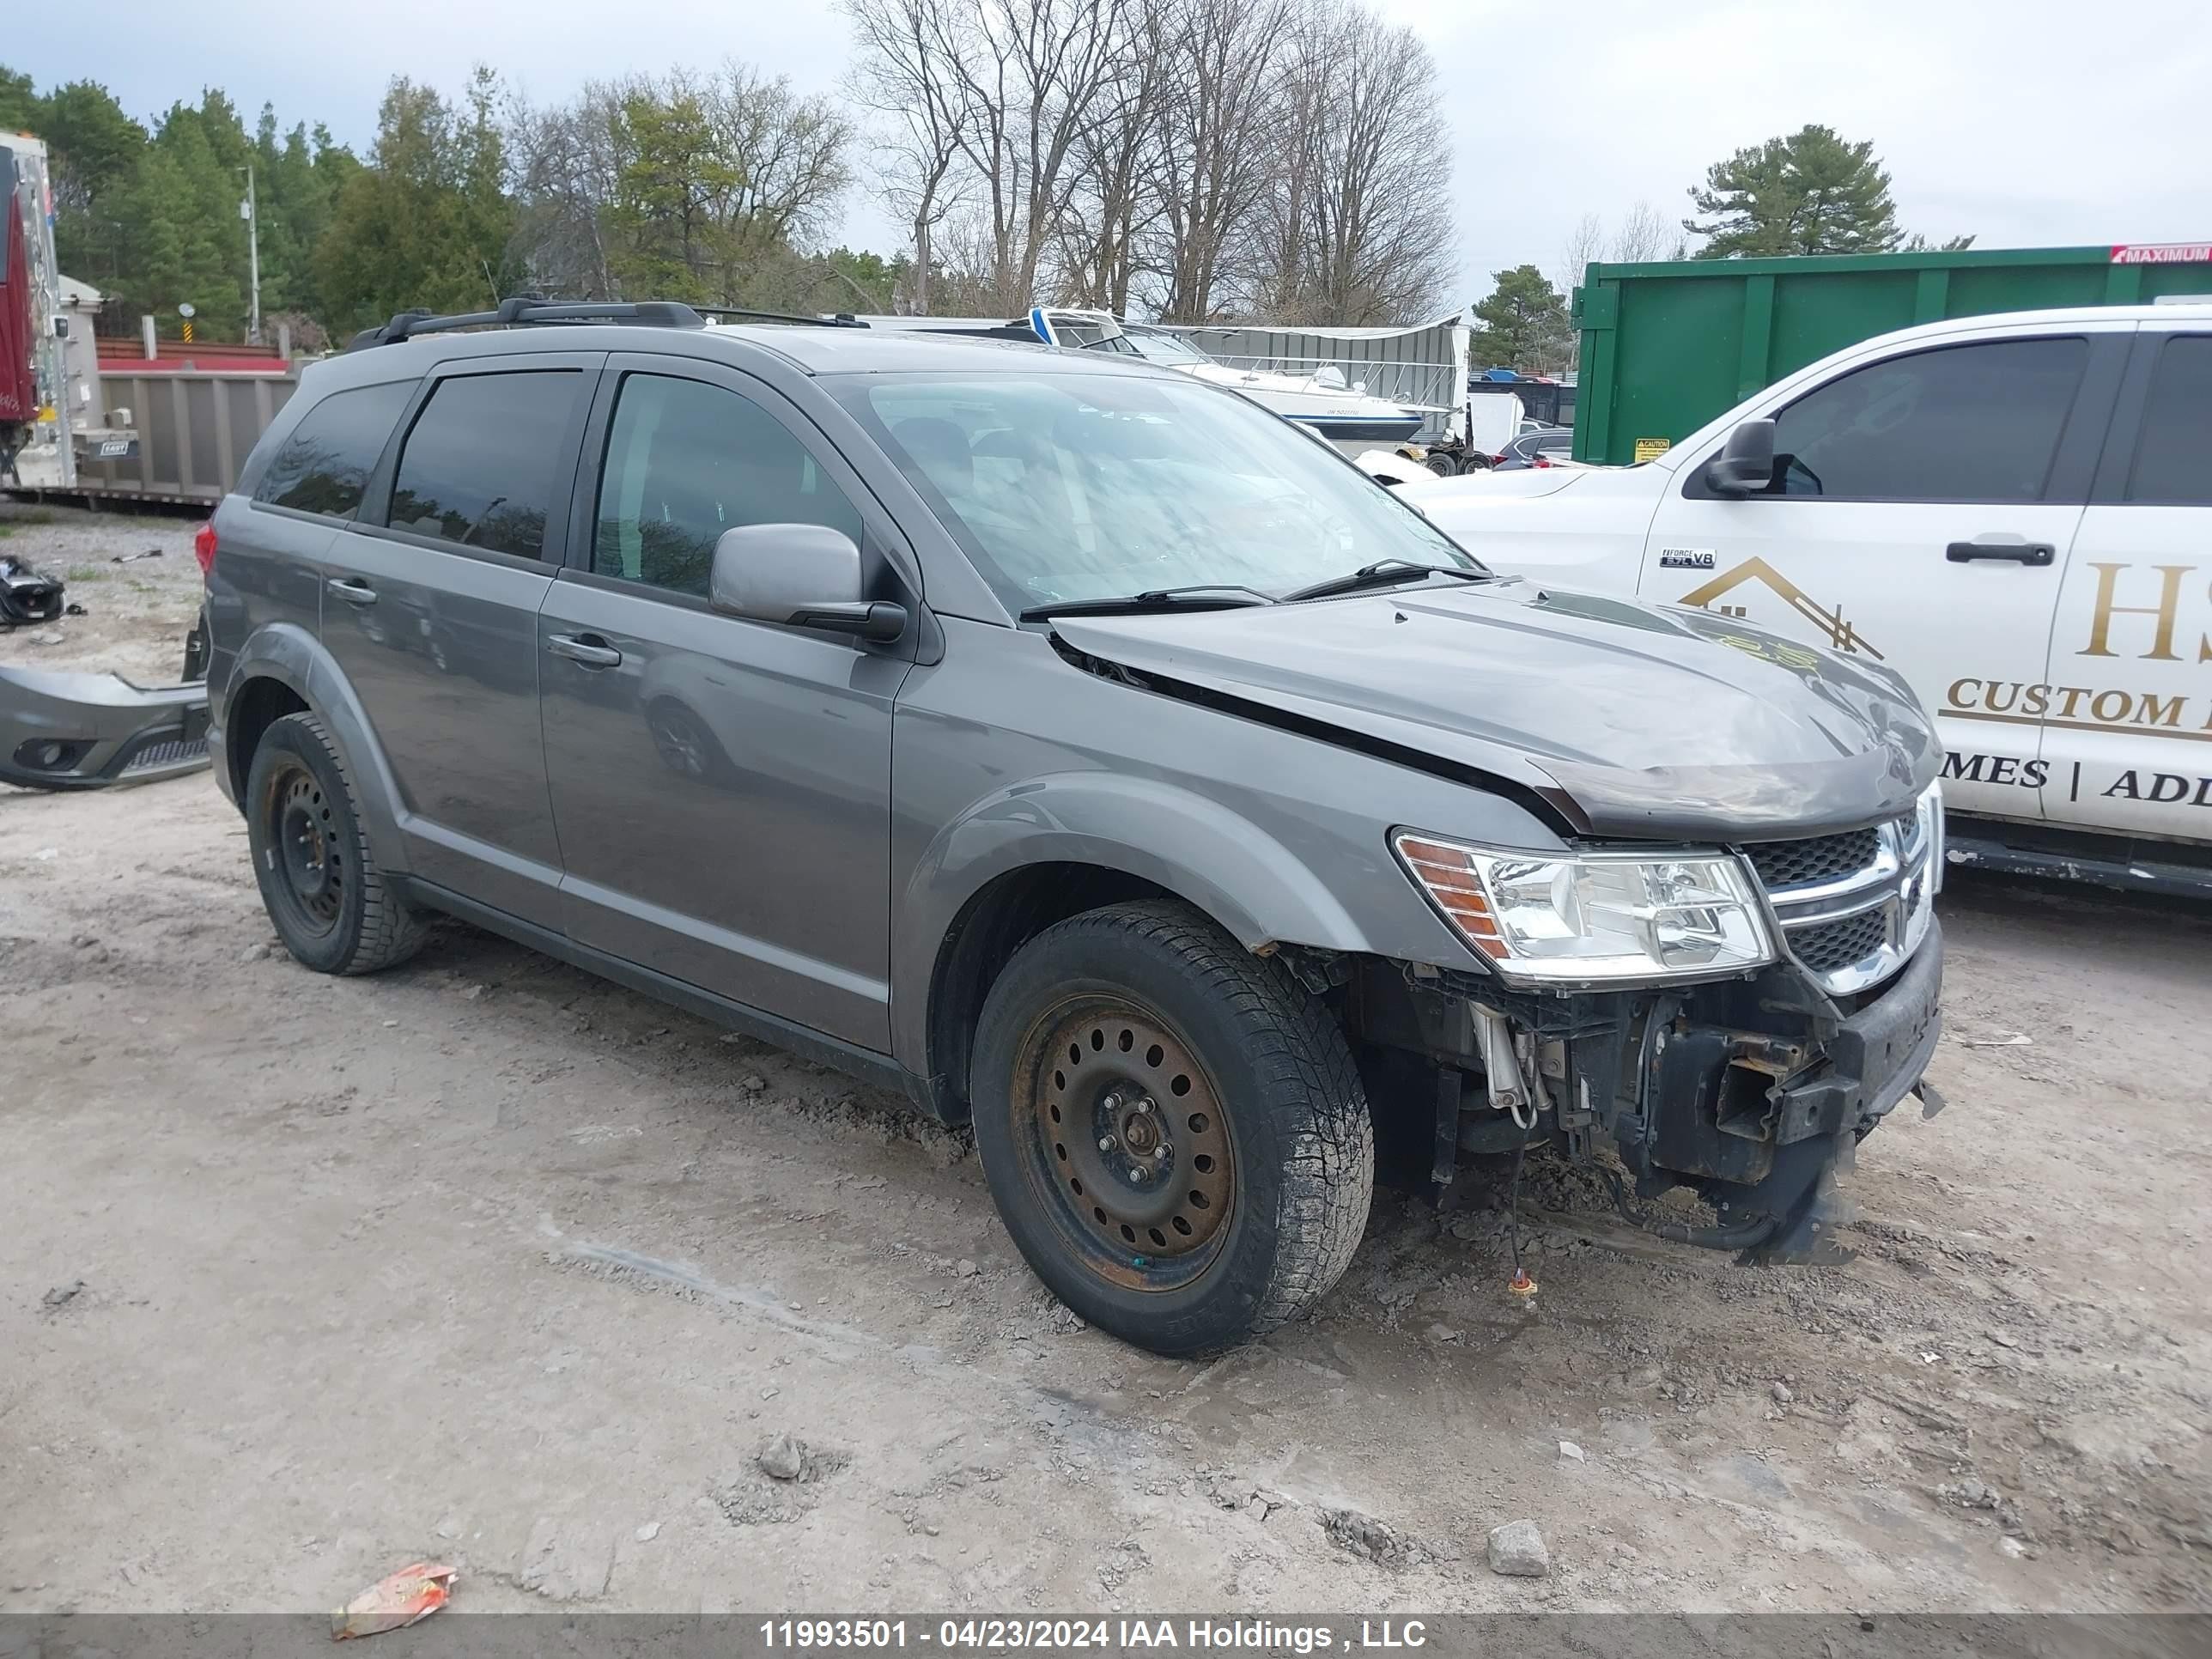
[1571,241,2212,466]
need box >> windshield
[830,371,1481,611]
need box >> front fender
[890,770,1376,1069]
[216,623,410,869]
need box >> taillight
[194,520,217,579]
[1491,453,1508,465]
[1533,456,1552,468]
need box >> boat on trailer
[1027,308,1424,443]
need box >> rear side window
[386,371,580,557]
[252,380,412,520]
[2126,336,2211,505]
[1762,337,2087,503]
[592,373,862,596]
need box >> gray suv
[203,301,1945,1355]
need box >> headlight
[1913,777,1945,893]
[1393,830,1776,984]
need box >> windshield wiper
[1018,585,1277,621]
[1279,558,1492,604]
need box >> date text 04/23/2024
[758,1620,1431,1651]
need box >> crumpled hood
[1051,578,1939,842]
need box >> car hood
[1402,467,1587,502]
[1049,579,1939,842]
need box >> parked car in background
[1492,428,1578,471]
[1407,304,2212,895]
[202,300,1945,1356]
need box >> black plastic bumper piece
[1776,921,1945,1146]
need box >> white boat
[1030,308,1425,443]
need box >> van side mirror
[708,523,907,643]
[1704,419,1777,496]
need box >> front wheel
[970,901,1374,1355]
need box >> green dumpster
[1571,242,2212,465]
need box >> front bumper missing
[1638,923,1944,1262]
[0,663,211,791]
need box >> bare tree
[1057,0,1164,312]
[1556,211,1603,300]
[841,0,1458,324]
[506,88,620,298]
[842,0,968,312]
[1139,0,1291,320]
[1609,199,1668,263]
[694,63,854,280]
[845,0,1130,313]
[1262,0,1454,324]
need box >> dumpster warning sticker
[2111,242,2212,264]
[1633,436,1672,462]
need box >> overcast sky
[15,0,2212,312]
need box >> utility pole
[237,164,261,345]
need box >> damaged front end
[1345,790,1947,1264]
[0,659,210,790]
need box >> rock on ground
[1487,1519,1550,1578]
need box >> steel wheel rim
[1015,995,1237,1292]
[265,763,343,935]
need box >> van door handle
[1946,541,2055,566]
[547,632,623,668]
[326,576,379,605]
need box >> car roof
[312,319,1187,385]
[700,322,1182,376]
[1857,301,2212,348]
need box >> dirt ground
[0,500,206,685]
[3,505,2209,1617]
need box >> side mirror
[708,523,907,643]
[1704,418,1776,496]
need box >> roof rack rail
[699,307,870,330]
[344,297,709,351]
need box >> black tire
[1424,452,1459,477]
[245,710,428,975]
[970,900,1374,1356]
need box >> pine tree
[317,73,517,335]
[1469,264,1571,371]
[1685,125,1901,258]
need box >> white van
[1407,304,2212,894]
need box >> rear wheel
[245,711,428,975]
[1424,452,1460,477]
[970,901,1373,1355]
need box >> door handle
[1946,541,2054,566]
[546,632,623,668]
[326,576,378,605]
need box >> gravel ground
[2,509,2207,1617]
[0,498,205,684]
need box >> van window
[386,371,581,557]
[1762,337,2087,503]
[2126,336,2211,506]
[251,380,412,520]
[592,374,862,596]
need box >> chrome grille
[1789,908,1888,975]
[1746,810,1935,995]
[1745,829,1880,890]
